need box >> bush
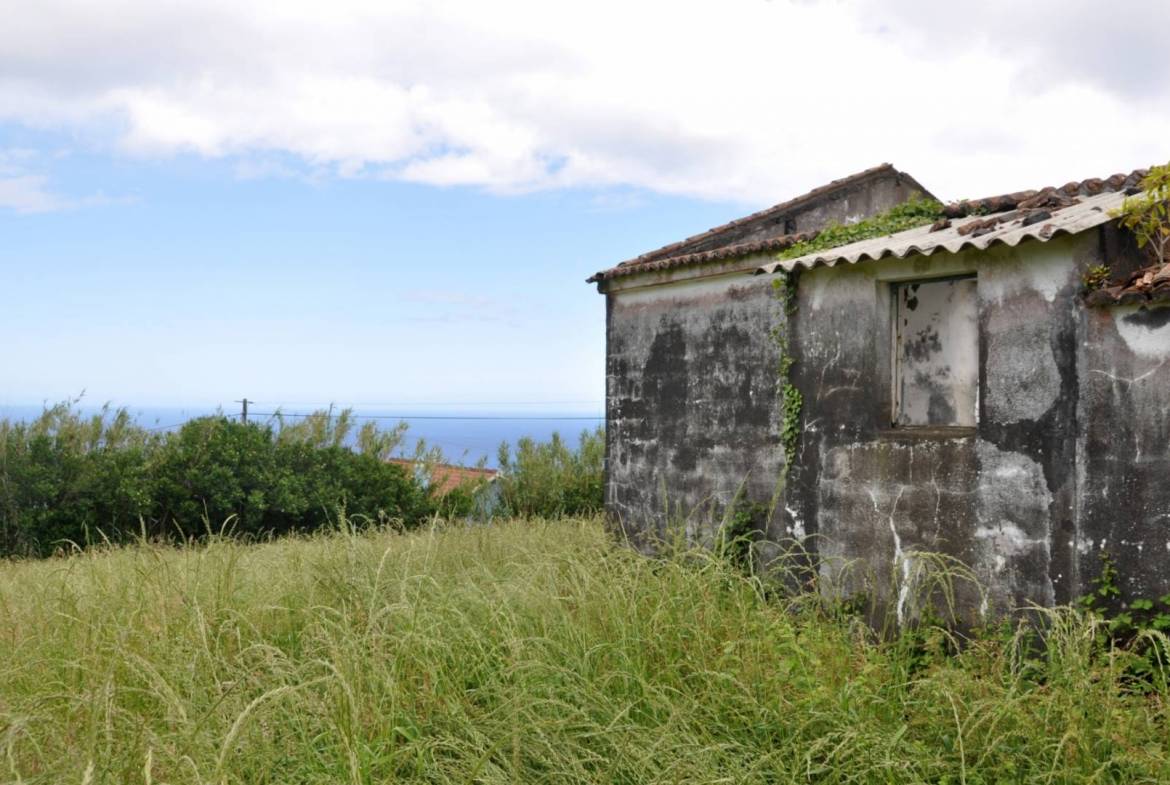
[0,404,158,554]
[496,427,604,517]
[0,403,607,557]
[148,416,433,539]
[0,405,435,556]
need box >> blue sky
[1,0,1166,412]
[0,125,744,410]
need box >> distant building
[389,459,501,520]
[588,164,1170,622]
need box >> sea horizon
[0,400,604,470]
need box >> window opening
[892,276,977,428]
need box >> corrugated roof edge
[754,168,1151,277]
[586,163,930,284]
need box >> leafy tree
[149,417,284,538]
[0,403,158,555]
[1114,163,1170,266]
[496,427,603,518]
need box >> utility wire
[248,411,603,421]
[146,422,187,432]
[246,399,603,408]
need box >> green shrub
[149,417,433,538]
[0,403,158,555]
[0,404,606,556]
[496,427,603,517]
[0,405,435,556]
[149,417,285,537]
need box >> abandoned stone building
[588,163,1170,621]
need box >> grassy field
[1,518,1168,784]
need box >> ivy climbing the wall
[771,273,802,480]
[767,198,945,516]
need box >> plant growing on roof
[775,197,945,262]
[1112,162,1170,265]
[1081,265,1112,293]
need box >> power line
[146,422,187,432]
[248,411,603,421]
[246,399,603,408]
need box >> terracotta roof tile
[587,163,926,283]
[942,169,1148,219]
[1085,261,1170,307]
[590,164,1154,286]
[388,459,497,496]
[588,231,817,281]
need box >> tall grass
[0,518,1167,783]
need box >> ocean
[0,403,604,469]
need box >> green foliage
[776,197,946,262]
[151,416,286,537]
[1082,264,1112,293]
[770,274,802,477]
[152,419,429,538]
[2,520,1170,783]
[0,403,432,556]
[716,496,766,569]
[0,402,160,554]
[496,427,603,518]
[0,402,607,556]
[1077,551,1170,688]
[1113,162,1170,265]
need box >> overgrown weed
[0,517,1167,783]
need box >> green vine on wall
[771,273,802,478]
[767,198,945,502]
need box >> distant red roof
[388,459,497,496]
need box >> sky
[1,0,1166,412]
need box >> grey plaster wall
[604,224,1168,622]
[1078,303,1170,601]
[605,271,786,550]
[789,237,1094,622]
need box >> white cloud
[0,148,135,213]
[0,174,65,213]
[0,0,1166,204]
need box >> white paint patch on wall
[974,521,1041,568]
[611,272,759,307]
[802,265,875,312]
[975,440,1054,606]
[977,241,1076,306]
[1113,306,1170,359]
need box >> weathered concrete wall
[602,171,926,549]
[789,236,1096,622]
[1078,303,1170,601]
[604,221,1168,621]
[605,267,786,550]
